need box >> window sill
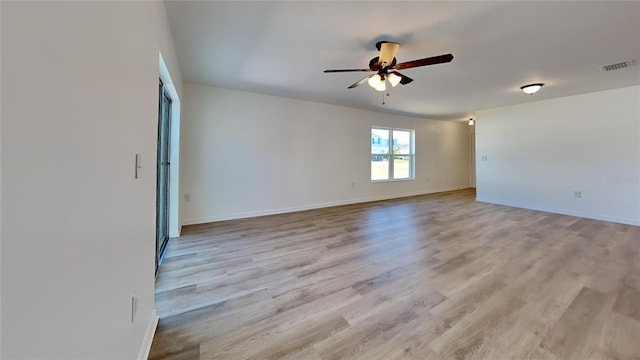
[371,178,415,183]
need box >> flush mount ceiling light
[520,83,544,95]
[468,118,474,126]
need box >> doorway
[156,79,172,271]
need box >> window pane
[392,130,411,154]
[371,128,389,153]
[371,155,389,180]
[393,156,410,179]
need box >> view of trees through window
[371,127,415,181]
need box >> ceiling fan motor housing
[369,56,397,70]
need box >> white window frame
[371,126,415,182]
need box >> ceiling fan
[324,41,453,92]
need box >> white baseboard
[138,309,159,360]
[475,197,640,226]
[181,186,469,225]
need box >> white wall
[476,85,640,226]
[1,1,182,359]
[180,83,470,224]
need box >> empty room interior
[2,1,640,359]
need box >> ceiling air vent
[600,60,635,72]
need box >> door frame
[156,79,172,270]
[157,53,181,270]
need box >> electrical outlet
[481,155,488,162]
[574,191,582,199]
[351,182,356,188]
[184,193,191,202]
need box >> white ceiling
[165,1,640,121]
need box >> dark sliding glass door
[156,79,171,272]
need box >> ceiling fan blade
[324,68,374,73]
[378,41,400,67]
[394,54,454,70]
[390,71,413,85]
[348,74,375,89]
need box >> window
[371,127,415,181]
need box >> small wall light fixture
[520,83,544,95]
[468,118,474,126]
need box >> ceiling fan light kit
[324,40,454,102]
[368,74,386,91]
[521,83,544,95]
[387,72,402,87]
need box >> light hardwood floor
[149,189,640,359]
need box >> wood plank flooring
[149,189,640,359]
